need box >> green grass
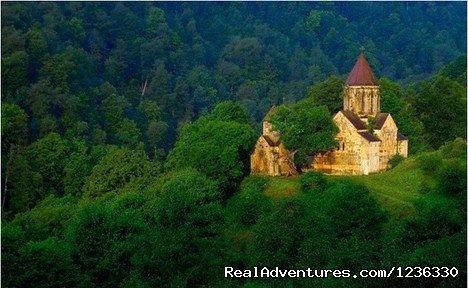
[327,159,426,218]
[258,157,434,219]
[263,176,302,199]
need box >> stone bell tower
[343,52,380,119]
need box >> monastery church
[250,53,408,176]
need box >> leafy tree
[435,159,467,197]
[300,170,326,192]
[410,76,466,149]
[116,118,142,148]
[438,54,467,86]
[15,237,85,288]
[145,120,168,149]
[396,198,464,250]
[9,195,78,241]
[63,141,101,196]
[100,86,130,137]
[324,182,387,239]
[2,146,43,215]
[307,75,344,113]
[1,51,30,98]
[26,132,71,195]
[1,224,28,286]
[1,103,28,153]
[166,116,255,195]
[208,101,248,124]
[250,198,307,268]
[82,145,159,198]
[131,169,228,287]
[388,154,405,169]
[225,176,271,227]
[66,202,148,287]
[270,99,338,164]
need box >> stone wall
[344,86,380,117]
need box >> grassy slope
[262,156,440,219]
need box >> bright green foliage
[63,142,95,196]
[208,101,248,124]
[440,137,467,159]
[300,170,326,192]
[417,152,443,176]
[26,132,71,195]
[0,2,466,287]
[155,169,221,226]
[226,176,271,227]
[307,75,344,113]
[438,54,467,86]
[270,98,338,157]
[388,154,405,169]
[10,195,78,241]
[380,78,424,152]
[83,145,159,198]
[411,76,467,149]
[101,86,130,136]
[166,117,255,195]
[116,118,142,148]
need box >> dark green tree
[307,75,344,113]
[410,76,466,149]
[166,113,255,195]
[270,98,338,164]
[82,145,158,198]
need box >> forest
[1,2,467,287]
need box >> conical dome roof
[345,53,378,86]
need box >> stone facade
[250,52,409,176]
[250,107,298,176]
[343,86,380,118]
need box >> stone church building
[250,53,408,176]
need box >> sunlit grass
[325,157,437,219]
[263,176,302,200]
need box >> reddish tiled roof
[341,110,367,130]
[374,113,389,129]
[345,53,378,86]
[358,132,381,142]
[397,131,408,141]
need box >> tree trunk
[2,145,15,211]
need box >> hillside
[1,2,466,288]
[257,148,464,222]
[225,141,466,287]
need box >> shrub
[300,170,326,192]
[436,159,467,197]
[417,152,442,175]
[440,138,467,159]
[388,154,405,169]
[226,176,270,226]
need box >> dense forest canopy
[1,2,467,287]
[1,2,466,149]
